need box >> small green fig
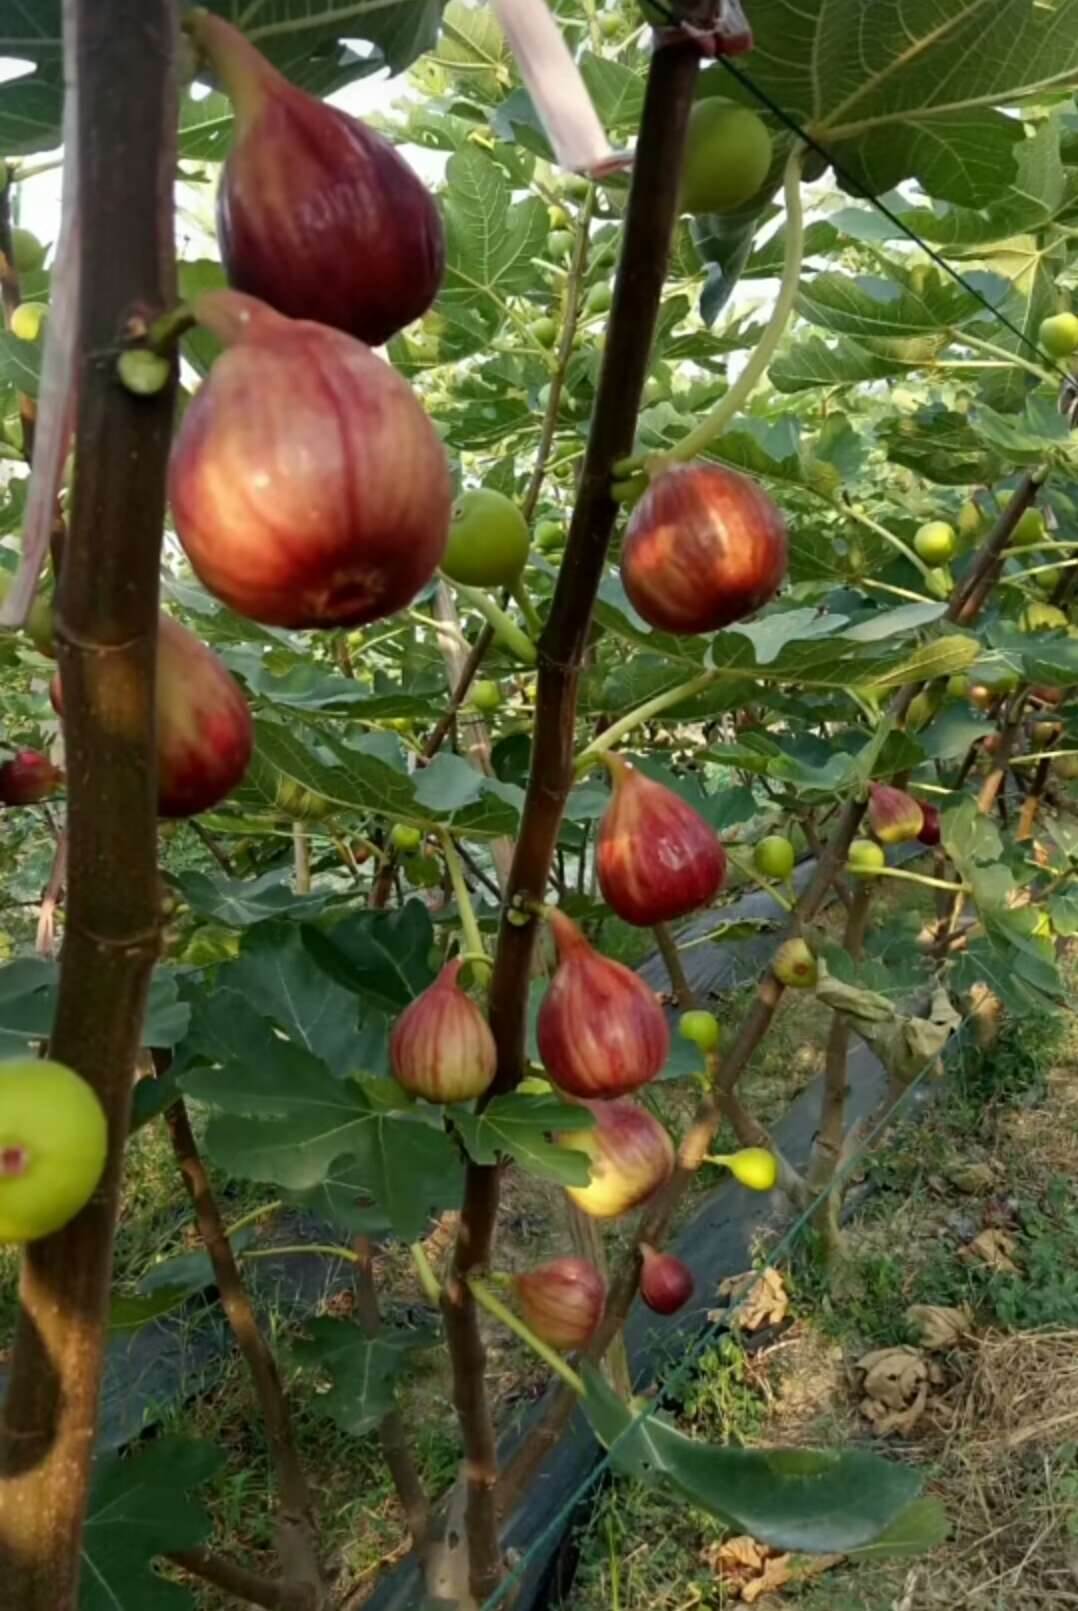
[847,839,886,875]
[771,937,818,990]
[679,1010,720,1053]
[753,834,795,880]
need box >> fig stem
[448,579,538,665]
[410,1242,443,1306]
[439,831,491,983]
[959,328,1057,387]
[726,850,794,912]
[850,865,968,893]
[511,576,543,638]
[223,1198,282,1239]
[575,668,717,770]
[468,1275,586,1396]
[143,300,196,355]
[666,140,806,463]
[241,1242,359,1265]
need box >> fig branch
[442,39,703,1602]
[0,4,178,1605]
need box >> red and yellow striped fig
[620,463,787,634]
[538,909,669,1099]
[168,291,452,630]
[556,1098,674,1219]
[187,9,444,347]
[867,782,924,845]
[50,615,252,819]
[514,1257,606,1350]
[596,753,726,926]
[0,750,62,806]
[639,1243,694,1315]
[390,959,496,1104]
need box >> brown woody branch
[166,1546,303,1610]
[163,1091,326,1605]
[0,7,178,1606]
[444,40,703,1601]
[948,470,1041,624]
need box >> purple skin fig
[639,1243,695,1315]
[620,462,788,635]
[538,909,670,1099]
[0,749,62,806]
[189,9,444,347]
[51,615,252,818]
[390,960,497,1104]
[596,753,726,926]
[867,782,924,845]
[555,1098,675,1219]
[917,802,941,846]
[168,290,452,630]
[514,1257,606,1350]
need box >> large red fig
[0,749,62,806]
[514,1257,606,1350]
[639,1243,694,1315]
[188,10,444,347]
[168,291,452,629]
[51,615,252,818]
[597,753,726,926]
[538,909,669,1099]
[390,959,497,1105]
[620,462,787,634]
[556,1098,674,1219]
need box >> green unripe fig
[598,11,621,37]
[10,301,46,342]
[0,1059,108,1243]
[905,690,938,732]
[443,489,530,588]
[679,1009,720,1053]
[923,565,954,601]
[470,679,502,714]
[753,834,795,880]
[548,230,574,259]
[9,227,45,275]
[535,519,566,552]
[1039,312,1078,359]
[946,674,970,699]
[847,839,886,875]
[531,316,558,348]
[561,174,590,201]
[913,520,956,565]
[547,204,570,230]
[274,775,334,820]
[956,500,983,547]
[117,348,171,396]
[772,937,818,990]
[679,101,773,215]
[1034,566,1062,594]
[390,823,423,853]
[584,282,613,316]
[998,493,1045,547]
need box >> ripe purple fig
[188,10,444,347]
[390,959,496,1104]
[168,290,452,629]
[538,909,669,1099]
[0,749,62,806]
[639,1243,694,1315]
[556,1098,675,1219]
[596,753,726,926]
[771,937,818,990]
[867,782,924,846]
[514,1257,606,1350]
[620,463,787,635]
[50,616,252,818]
[917,802,941,846]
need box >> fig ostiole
[188,9,444,347]
[620,462,788,635]
[0,1059,108,1243]
[168,290,452,630]
[556,1097,675,1218]
[390,959,496,1104]
[50,614,253,819]
[639,1243,694,1315]
[537,908,669,1099]
[596,753,726,926]
[771,937,818,990]
[867,782,924,846]
[0,749,62,807]
[513,1257,606,1350]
